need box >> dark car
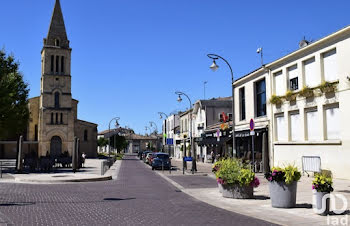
[151,153,171,170]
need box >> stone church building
[25,0,97,158]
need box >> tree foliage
[0,50,29,140]
[97,137,108,147]
[109,135,128,153]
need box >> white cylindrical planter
[313,191,330,216]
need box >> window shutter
[306,110,320,141]
[326,106,340,140]
[323,49,337,81]
[304,58,318,87]
[276,115,287,141]
[290,113,301,141]
[274,71,284,96]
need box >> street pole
[158,112,169,154]
[207,54,236,158]
[108,117,120,158]
[175,91,196,172]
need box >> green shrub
[269,94,282,105]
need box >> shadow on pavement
[253,195,270,200]
[103,198,136,201]
[0,202,36,207]
[295,203,312,209]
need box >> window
[61,56,65,73]
[84,130,88,141]
[55,92,60,108]
[276,115,287,141]
[290,112,302,141]
[51,55,54,72]
[56,56,59,73]
[323,49,337,81]
[306,109,320,141]
[34,125,38,141]
[60,113,63,124]
[55,39,60,47]
[304,57,318,87]
[239,87,246,120]
[255,79,266,117]
[51,113,54,124]
[325,105,340,140]
[288,65,298,91]
[56,113,59,124]
[274,71,284,96]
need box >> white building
[162,114,180,157]
[235,25,350,179]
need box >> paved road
[0,155,276,225]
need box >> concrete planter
[313,191,330,216]
[218,183,223,193]
[222,184,253,199]
[269,181,297,208]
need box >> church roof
[45,0,69,48]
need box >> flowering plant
[215,158,259,188]
[212,160,222,174]
[312,174,334,193]
[265,165,301,184]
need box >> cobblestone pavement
[0,155,276,226]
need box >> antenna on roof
[299,36,310,48]
[203,81,208,100]
[256,47,263,66]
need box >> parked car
[148,153,158,165]
[152,153,171,170]
[145,153,153,164]
[142,151,151,162]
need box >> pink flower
[251,177,260,188]
[272,172,276,176]
[268,177,272,181]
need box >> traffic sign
[250,119,255,131]
[184,157,193,161]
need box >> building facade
[266,26,350,179]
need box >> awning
[197,136,231,146]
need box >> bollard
[162,160,164,173]
[0,161,2,178]
[101,161,103,175]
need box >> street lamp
[175,91,197,173]
[149,121,158,134]
[108,117,120,158]
[207,53,236,158]
[158,112,169,153]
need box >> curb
[14,175,112,183]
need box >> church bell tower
[38,0,74,157]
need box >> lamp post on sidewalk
[175,91,197,173]
[207,54,236,158]
[158,112,169,154]
[108,117,120,158]
[149,121,158,134]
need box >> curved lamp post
[175,91,197,173]
[207,53,235,157]
[158,112,169,153]
[149,121,158,134]
[108,117,120,158]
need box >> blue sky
[1,0,349,134]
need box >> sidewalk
[0,159,119,183]
[158,159,350,225]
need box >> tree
[109,135,128,153]
[97,137,108,151]
[0,50,29,140]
